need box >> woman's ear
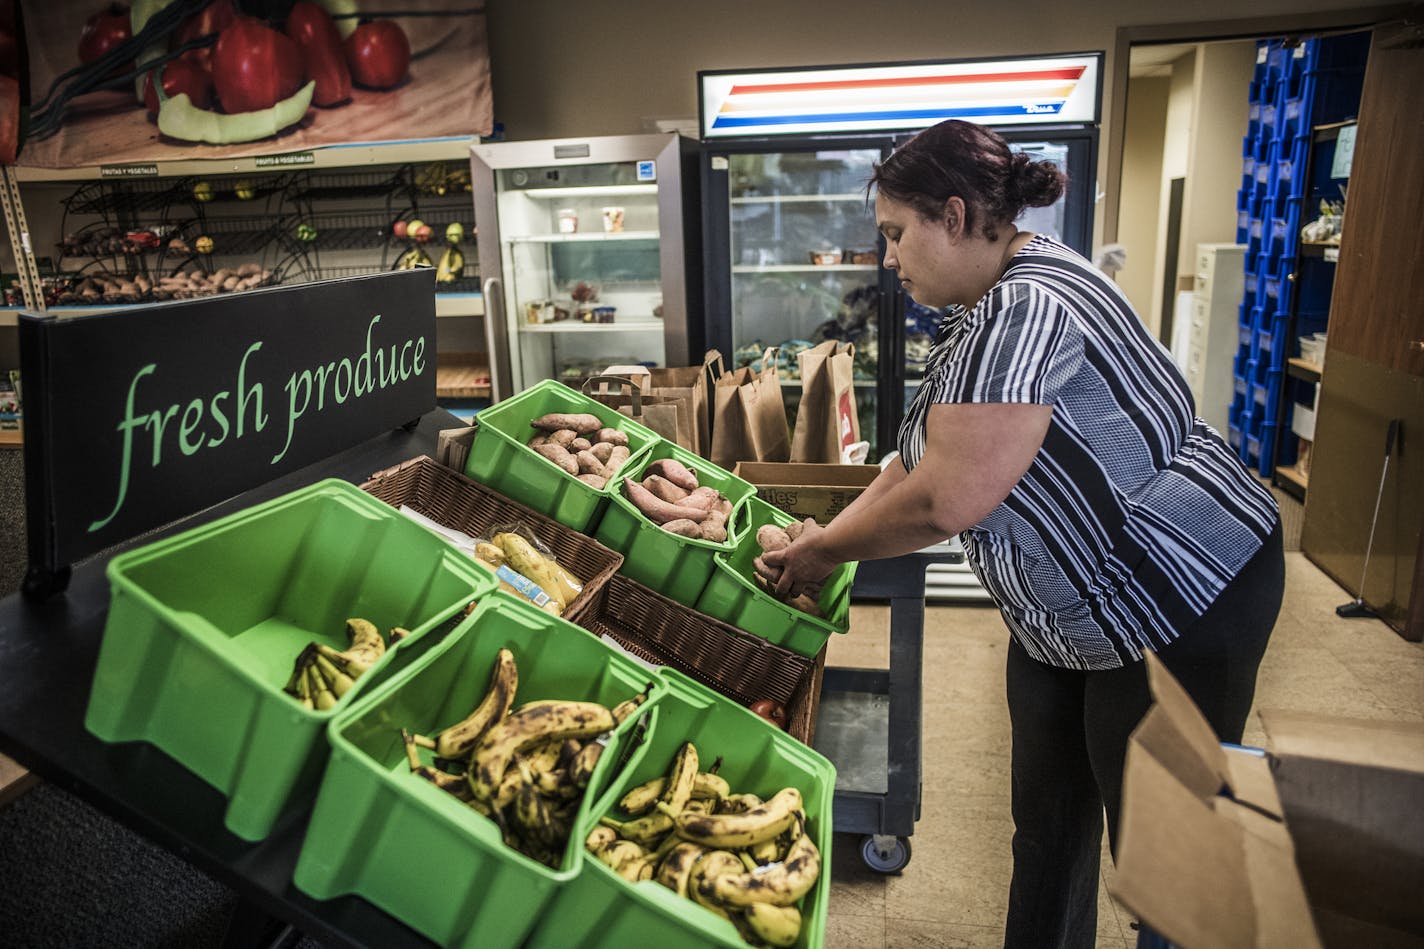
[943,196,966,238]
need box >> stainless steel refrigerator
[698,53,1102,460]
[470,133,702,402]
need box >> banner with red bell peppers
[13,0,491,168]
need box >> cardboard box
[732,462,881,524]
[1113,653,1424,949]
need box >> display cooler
[470,133,703,402]
[697,53,1102,460]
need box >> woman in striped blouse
[763,119,1284,948]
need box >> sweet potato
[756,525,792,553]
[532,413,602,434]
[788,593,823,617]
[785,519,806,541]
[752,555,782,585]
[596,428,628,447]
[643,475,690,504]
[681,486,724,512]
[577,473,608,488]
[699,509,728,543]
[569,437,592,453]
[547,429,579,447]
[644,457,699,491]
[576,450,606,476]
[589,442,614,463]
[623,477,710,524]
[660,518,704,538]
[527,432,550,448]
[604,445,631,479]
[533,443,579,476]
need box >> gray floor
[821,551,1424,948]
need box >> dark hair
[869,120,1068,241]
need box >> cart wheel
[860,834,911,874]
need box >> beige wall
[484,0,1390,251]
[1147,53,1198,336]
[1183,42,1257,270]
[1118,76,1169,321]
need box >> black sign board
[20,270,437,598]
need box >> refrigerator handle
[482,276,510,403]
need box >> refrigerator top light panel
[699,53,1102,139]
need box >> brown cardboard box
[1112,653,1424,949]
[732,462,881,524]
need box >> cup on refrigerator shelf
[601,206,625,233]
[557,208,578,233]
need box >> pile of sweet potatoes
[751,521,824,617]
[525,412,632,488]
[621,457,732,543]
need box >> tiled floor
[820,550,1424,949]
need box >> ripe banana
[468,700,615,802]
[306,663,337,710]
[717,792,764,814]
[604,740,699,844]
[400,730,475,801]
[568,740,604,789]
[611,689,650,725]
[676,786,802,849]
[435,243,465,284]
[395,246,432,270]
[618,766,729,815]
[688,850,744,921]
[513,782,561,850]
[585,825,618,853]
[709,814,820,908]
[433,647,518,758]
[653,841,707,898]
[595,839,645,873]
[741,901,802,947]
[312,652,355,698]
[617,851,657,883]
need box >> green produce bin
[526,669,835,949]
[594,441,755,606]
[88,478,496,841]
[293,595,659,949]
[695,497,856,658]
[463,379,659,532]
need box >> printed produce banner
[17,0,492,168]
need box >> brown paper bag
[641,350,722,458]
[711,347,790,467]
[790,340,861,463]
[584,372,686,447]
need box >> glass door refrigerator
[698,53,1102,461]
[470,133,702,402]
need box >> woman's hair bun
[1012,156,1067,210]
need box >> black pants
[1002,521,1284,949]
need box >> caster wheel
[860,834,911,873]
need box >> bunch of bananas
[414,161,472,196]
[401,647,651,868]
[587,742,820,947]
[283,618,406,710]
[394,245,432,270]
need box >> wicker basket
[359,456,623,623]
[575,574,825,745]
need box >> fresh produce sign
[19,268,436,597]
[16,0,492,168]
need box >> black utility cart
[813,546,961,873]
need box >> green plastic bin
[594,441,755,606]
[525,668,835,949]
[88,478,496,841]
[695,497,856,658]
[463,379,659,532]
[292,595,659,949]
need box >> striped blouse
[899,235,1278,671]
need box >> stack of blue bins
[1230,33,1368,476]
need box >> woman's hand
[761,519,836,598]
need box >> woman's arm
[764,401,1052,593]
